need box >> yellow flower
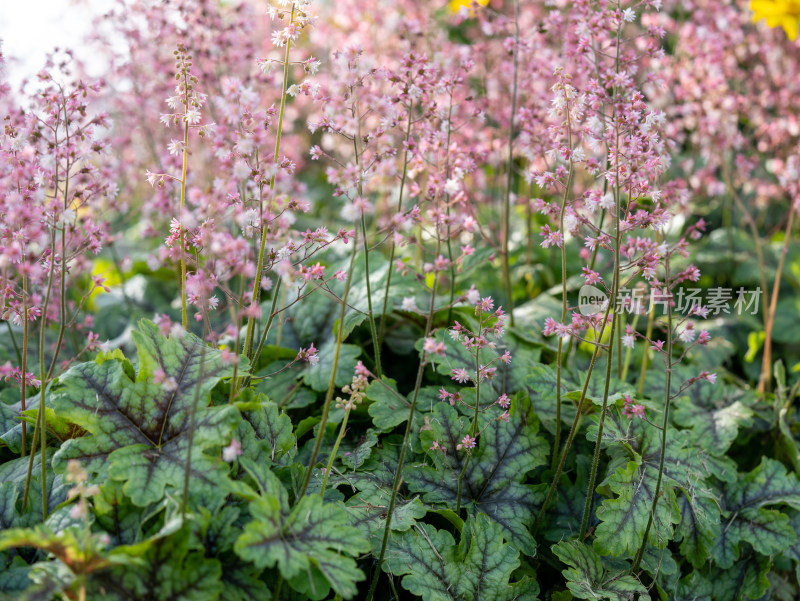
[751,0,800,40]
[448,0,490,16]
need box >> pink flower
[222,439,243,462]
[622,395,645,420]
[297,343,320,366]
[451,368,470,384]
[423,337,446,356]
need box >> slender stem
[243,4,295,359]
[637,299,656,397]
[580,314,620,539]
[759,202,795,394]
[365,272,440,601]
[178,114,189,329]
[297,227,359,498]
[442,93,456,324]
[501,0,521,327]
[20,274,28,457]
[228,276,247,404]
[553,79,575,470]
[251,279,284,371]
[533,271,617,535]
[351,98,382,378]
[361,209,381,377]
[5,321,22,367]
[182,343,207,521]
[320,406,350,496]
[38,305,48,519]
[620,312,639,382]
[457,315,482,513]
[23,228,57,513]
[631,257,673,573]
[580,76,623,538]
[377,102,413,346]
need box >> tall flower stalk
[298,226,359,498]
[378,99,414,346]
[501,0,521,327]
[242,3,297,360]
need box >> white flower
[185,109,201,125]
[678,322,696,343]
[401,297,417,311]
[222,439,242,462]
[599,193,615,211]
[622,334,635,349]
[622,8,636,22]
[341,202,358,221]
[233,161,250,180]
[444,178,461,196]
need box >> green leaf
[675,490,720,568]
[365,377,411,430]
[234,493,368,599]
[0,482,19,530]
[5,561,73,601]
[673,571,713,601]
[51,320,245,507]
[672,397,753,455]
[341,429,379,470]
[0,524,119,576]
[302,341,361,392]
[552,540,647,601]
[714,508,795,568]
[346,489,427,551]
[593,459,678,558]
[236,395,296,464]
[92,480,153,547]
[706,552,770,601]
[384,514,534,601]
[0,453,68,523]
[712,457,800,568]
[91,526,223,601]
[525,365,576,435]
[725,457,800,512]
[406,396,549,554]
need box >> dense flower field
[2,0,800,599]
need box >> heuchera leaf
[672,397,753,455]
[0,482,18,531]
[51,320,245,507]
[383,514,536,601]
[340,428,379,470]
[675,491,720,569]
[365,377,411,431]
[706,552,770,601]
[712,457,800,568]
[0,525,118,576]
[303,341,361,392]
[406,396,549,554]
[235,394,296,464]
[234,492,369,599]
[594,421,729,561]
[91,525,223,601]
[346,489,427,551]
[551,540,647,601]
[593,459,678,558]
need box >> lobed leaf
[51,320,245,507]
